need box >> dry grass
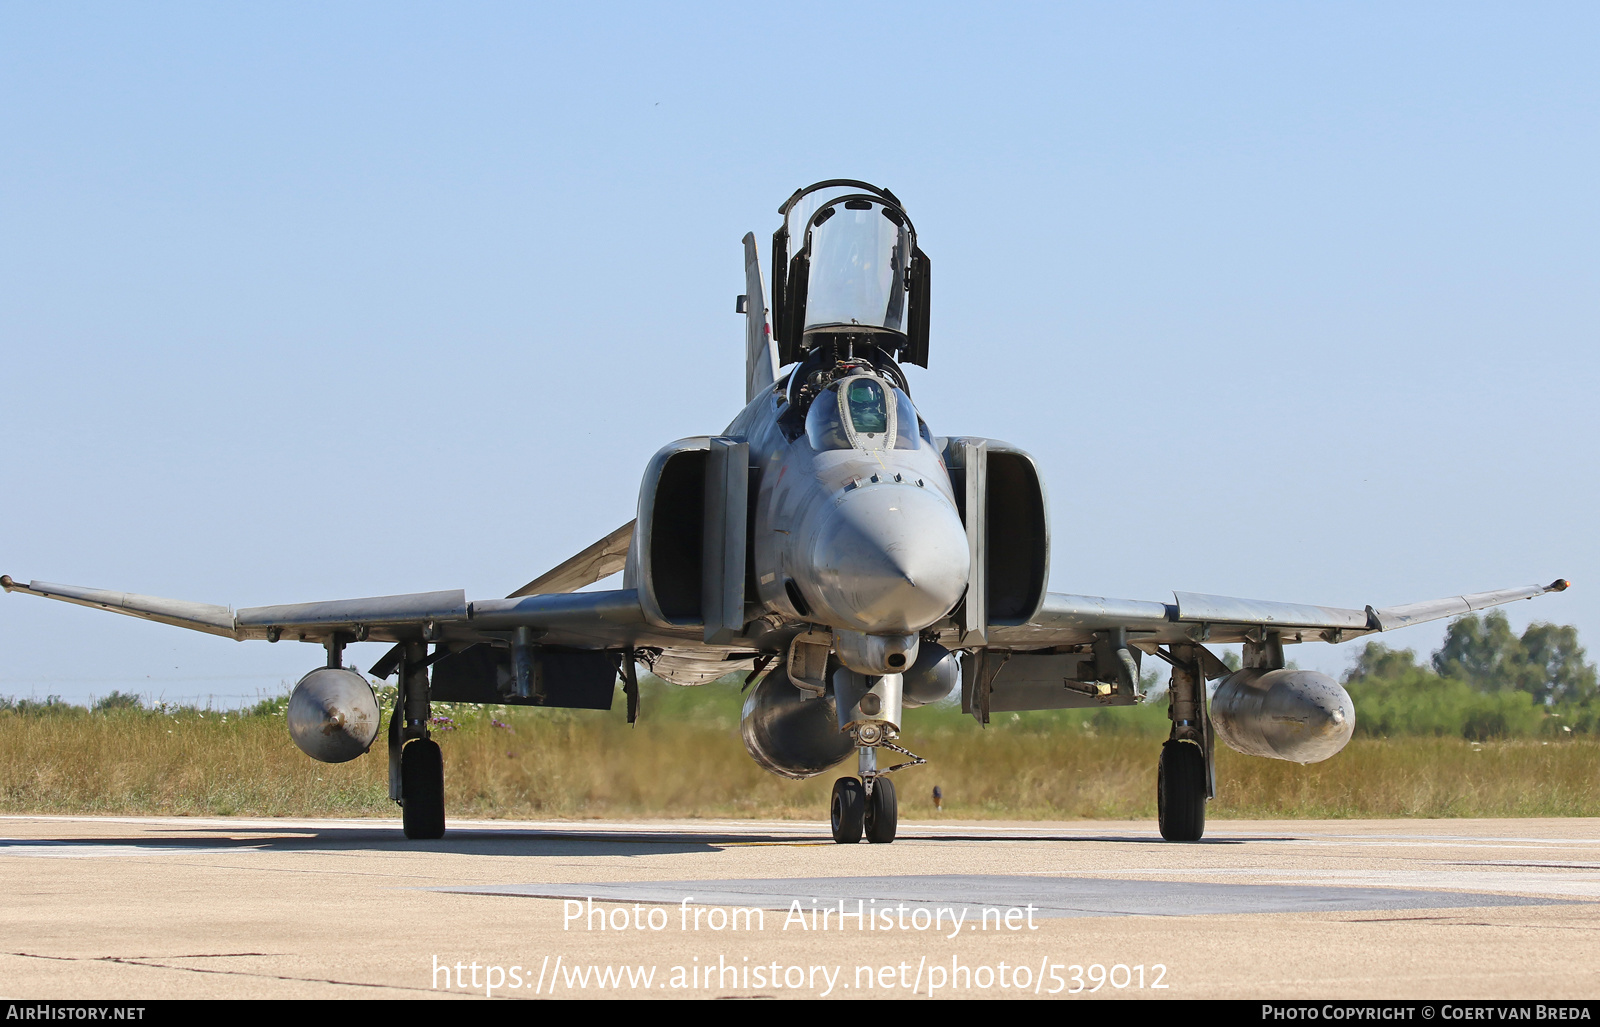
[2,684,1597,821]
[1211,737,1600,819]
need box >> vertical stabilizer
[742,232,778,402]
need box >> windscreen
[806,376,903,452]
[844,377,889,435]
[892,389,920,450]
[802,200,910,335]
[805,389,852,451]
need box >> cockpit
[767,181,937,451]
[803,373,930,453]
[771,180,930,371]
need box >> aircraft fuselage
[727,360,969,674]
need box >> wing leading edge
[1,576,239,638]
[988,579,1571,650]
[0,574,680,651]
[3,570,1570,661]
[507,520,634,599]
[1,575,470,644]
[369,518,637,676]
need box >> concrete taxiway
[2,815,1599,999]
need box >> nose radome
[806,484,969,634]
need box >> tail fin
[742,232,777,402]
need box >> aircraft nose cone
[807,484,969,634]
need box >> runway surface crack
[4,950,437,994]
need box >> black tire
[864,776,897,844]
[830,777,865,844]
[401,738,446,840]
[1158,739,1207,842]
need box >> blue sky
[2,2,1596,704]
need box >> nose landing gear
[864,776,897,843]
[828,741,925,844]
[830,777,865,843]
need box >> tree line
[1344,611,1597,739]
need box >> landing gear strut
[830,743,918,844]
[390,640,446,840]
[827,668,925,844]
[1158,644,1214,842]
[860,745,898,844]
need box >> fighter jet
[3,180,1570,843]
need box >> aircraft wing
[0,574,696,651]
[986,579,1571,651]
[0,575,470,643]
[6,566,1570,669]
[506,520,634,599]
[366,519,637,676]
[0,576,243,639]
[2,522,676,682]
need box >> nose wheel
[830,741,922,843]
[864,776,897,843]
[829,776,899,843]
[830,777,864,843]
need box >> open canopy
[772,181,930,368]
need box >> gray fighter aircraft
[3,180,1571,843]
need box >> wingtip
[1549,578,1572,592]
[0,575,13,592]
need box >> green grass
[2,680,1597,820]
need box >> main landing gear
[1158,644,1214,842]
[401,737,445,839]
[1158,740,1206,841]
[391,641,446,840]
[830,743,920,844]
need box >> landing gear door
[703,437,750,644]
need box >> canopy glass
[801,200,910,336]
[805,376,921,453]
